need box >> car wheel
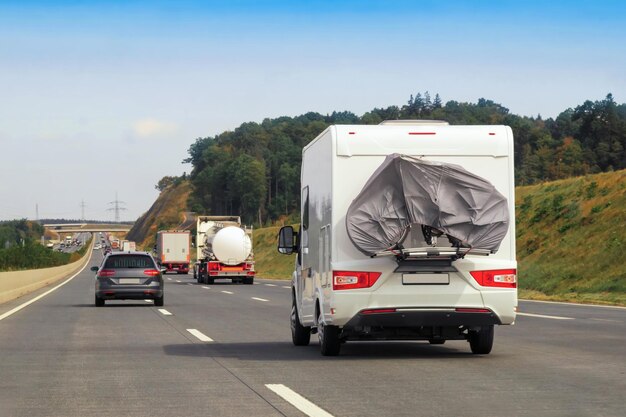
[469,325,494,354]
[154,295,164,307]
[291,297,311,346]
[95,295,104,307]
[318,309,341,356]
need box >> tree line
[175,92,625,225]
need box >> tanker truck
[193,215,255,285]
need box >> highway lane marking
[0,247,93,322]
[589,318,622,323]
[252,297,269,302]
[202,286,211,289]
[158,309,172,316]
[167,278,172,281]
[282,286,290,289]
[176,280,181,283]
[144,299,153,303]
[186,328,213,342]
[187,283,193,286]
[520,299,626,310]
[265,384,334,417]
[265,284,277,287]
[517,312,574,320]
[221,290,234,294]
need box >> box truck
[278,121,517,356]
[156,231,191,274]
[194,216,255,285]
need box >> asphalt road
[1,249,625,417]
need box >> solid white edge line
[252,297,269,302]
[517,312,574,320]
[265,384,334,417]
[0,245,93,321]
[186,328,213,342]
[221,290,233,294]
[158,309,172,316]
[520,298,626,310]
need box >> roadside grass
[516,169,626,306]
[253,225,297,279]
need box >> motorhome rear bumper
[344,308,502,328]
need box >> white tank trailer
[194,215,255,284]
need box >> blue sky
[1,0,625,221]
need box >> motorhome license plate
[119,278,140,284]
[402,273,449,285]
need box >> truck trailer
[194,216,255,285]
[278,121,517,356]
[156,231,191,274]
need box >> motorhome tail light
[332,271,382,290]
[361,308,397,315]
[143,269,160,276]
[98,269,116,277]
[470,269,517,288]
[455,308,492,313]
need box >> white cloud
[132,118,178,138]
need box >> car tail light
[333,271,382,290]
[143,269,160,276]
[361,308,397,314]
[470,269,517,288]
[98,269,116,277]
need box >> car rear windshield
[104,255,155,269]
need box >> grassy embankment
[126,180,193,251]
[252,170,626,305]
[516,170,625,305]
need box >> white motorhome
[278,121,517,356]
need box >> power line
[107,192,127,223]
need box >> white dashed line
[517,312,574,320]
[252,297,269,302]
[202,286,211,289]
[158,309,172,316]
[265,284,277,287]
[186,328,213,342]
[521,299,626,310]
[187,283,193,286]
[282,286,290,289]
[266,384,334,417]
[176,280,181,283]
[144,299,153,303]
[221,290,233,295]
[167,278,172,281]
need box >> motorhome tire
[291,299,311,346]
[318,311,341,356]
[469,325,494,354]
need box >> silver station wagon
[92,252,164,307]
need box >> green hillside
[126,180,192,251]
[516,169,626,305]
[253,225,297,279]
